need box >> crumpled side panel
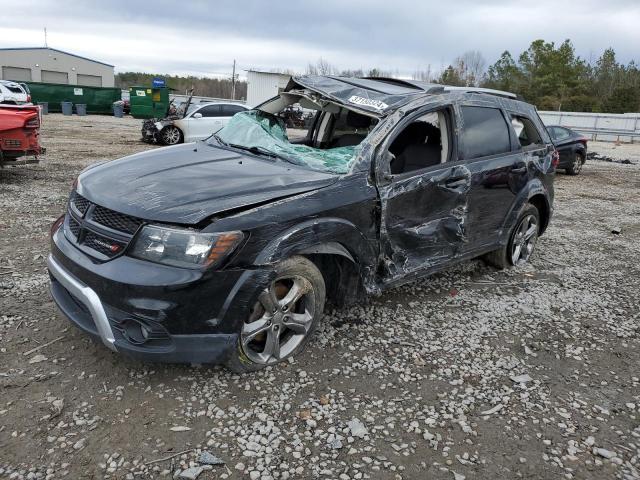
[379,164,471,277]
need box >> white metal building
[0,47,115,87]
[246,70,291,107]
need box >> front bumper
[48,225,275,363]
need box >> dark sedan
[547,125,588,175]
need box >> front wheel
[566,151,584,175]
[226,256,326,373]
[160,125,183,145]
[483,204,540,269]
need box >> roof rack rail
[355,76,521,99]
[439,86,519,99]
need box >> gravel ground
[1,115,639,480]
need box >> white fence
[538,111,640,143]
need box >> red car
[0,104,45,165]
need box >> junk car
[142,101,248,146]
[48,75,557,371]
[0,104,45,165]
[0,80,30,105]
[547,125,587,175]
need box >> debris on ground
[0,117,638,480]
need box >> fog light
[122,319,149,345]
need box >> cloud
[1,0,638,77]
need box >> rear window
[511,115,544,148]
[460,106,511,159]
[5,84,24,94]
[549,126,571,141]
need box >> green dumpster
[25,82,121,114]
[129,85,170,119]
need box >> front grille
[92,205,142,234]
[83,231,126,257]
[71,191,90,215]
[65,190,144,260]
[68,216,81,237]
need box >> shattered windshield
[212,110,362,174]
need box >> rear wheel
[484,204,540,269]
[225,256,325,373]
[566,151,584,175]
[160,125,183,145]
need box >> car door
[186,104,223,141]
[457,104,528,252]
[377,105,471,279]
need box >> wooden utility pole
[231,59,236,100]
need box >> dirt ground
[1,114,639,480]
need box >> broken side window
[388,109,450,175]
[510,115,544,148]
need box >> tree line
[115,72,247,101]
[116,39,638,113]
[308,40,639,113]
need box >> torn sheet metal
[377,164,471,277]
[288,75,425,117]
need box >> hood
[77,142,337,224]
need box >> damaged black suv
[48,76,556,372]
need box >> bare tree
[412,65,434,82]
[316,57,334,75]
[454,50,487,86]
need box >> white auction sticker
[348,95,388,110]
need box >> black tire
[483,204,540,269]
[566,151,584,176]
[160,125,183,145]
[225,255,326,373]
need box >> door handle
[511,166,527,173]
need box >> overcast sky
[1,0,639,79]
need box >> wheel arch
[528,193,550,235]
[253,217,379,301]
[501,180,552,239]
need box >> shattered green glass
[214,110,357,174]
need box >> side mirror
[193,112,203,119]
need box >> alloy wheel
[241,276,315,365]
[162,126,181,145]
[511,214,538,266]
[572,153,583,174]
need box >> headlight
[130,225,243,269]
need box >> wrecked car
[142,101,248,146]
[547,125,587,175]
[48,75,557,372]
[1,104,45,166]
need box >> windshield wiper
[213,137,301,166]
[213,133,227,146]
[226,143,286,161]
